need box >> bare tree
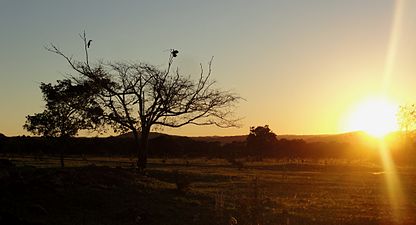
[46,31,242,170]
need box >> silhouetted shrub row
[0,134,414,162]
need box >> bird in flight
[87,40,92,48]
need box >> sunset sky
[2,0,416,137]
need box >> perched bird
[87,40,92,48]
[171,49,178,57]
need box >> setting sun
[344,97,399,138]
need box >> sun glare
[344,97,399,138]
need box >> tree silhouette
[24,79,102,167]
[398,104,416,137]
[246,125,277,158]
[0,133,6,152]
[46,31,241,171]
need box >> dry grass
[0,155,415,225]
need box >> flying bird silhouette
[171,49,178,57]
[87,40,92,48]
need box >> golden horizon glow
[343,96,399,138]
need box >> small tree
[46,32,241,171]
[398,104,416,137]
[24,79,102,167]
[246,125,277,158]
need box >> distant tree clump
[24,79,102,167]
[398,104,416,138]
[0,133,6,151]
[45,31,241,171]
[246,125,277,158]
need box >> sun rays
[379,0,407,222]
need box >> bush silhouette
[246,125,277,159]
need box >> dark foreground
[1,157,415,225]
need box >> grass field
[1,156,415,225]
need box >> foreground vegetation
[1,156,415,225]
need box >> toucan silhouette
[171,49,178,57]
[87,40,92,48]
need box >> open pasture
[1,156,415,225]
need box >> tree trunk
[58,136,66,168]
[136,127,150,172]
[132,129,141,169]
[60,149,65,168]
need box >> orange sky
[2,0,416,137]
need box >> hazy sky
[2,0,416,137]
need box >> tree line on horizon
[2,125,415,165]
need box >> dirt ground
[1,156,415,225]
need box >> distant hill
[115,131,374,145]
[5,130,394,146]
[2,131,409,159]
[117,131,167,139]
[278,131,370,143]
[116,131,247,144]
[190,135,247,143]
